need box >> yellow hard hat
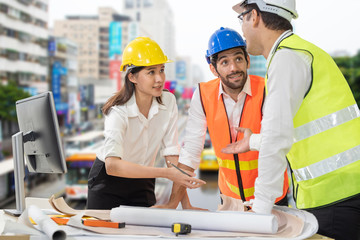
[120,37,173,72]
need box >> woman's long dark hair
[102,66,164,115]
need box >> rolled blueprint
[28,205,66,240]
[111,206,278,234]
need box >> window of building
[18,52,26,61]
[17,0,33,6]
[136,12,141,21]
[7,50,19,61]
[137,0,141,8]
[6,29,15,37]
[0,49,7,58]
[125,0,134,9]
[20,12,32,23]
[143,0,153,8]
[0,4,8,14]
[8,8,21,19]
[34,1,48,11]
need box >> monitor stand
[4,131,29,216]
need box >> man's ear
[247,54,251,70]
[209,64,219,77]
[252,9,260,27]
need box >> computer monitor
[5,91,67,216]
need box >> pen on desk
[167,161,191,177]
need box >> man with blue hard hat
[221,0,360,239]
[157,27,289,210]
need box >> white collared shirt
[97,91,180,166]
[249,30,312,214]
[179,76,252,170]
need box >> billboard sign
[176,60,186,81]
[110,60,122,91]
[109,22,122,59]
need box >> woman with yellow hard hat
[87,37,205,210]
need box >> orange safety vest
[199,76,288,202]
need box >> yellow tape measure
[171,223,191,236]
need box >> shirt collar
[126,92,167,118]
[217,75,252,100]
[266,30,293,68]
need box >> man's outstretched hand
[221,127,253,154]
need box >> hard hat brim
[120,59,173,72]
[232,1,246,14]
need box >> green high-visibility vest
[265,34,360,209]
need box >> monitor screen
[15,92,67,174]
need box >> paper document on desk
[48,195,110,220]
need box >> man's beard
[220,71,247,90]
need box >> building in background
[0,0,49,154]
[123,0,176,80]
[53,7,133,121]
[0,0,49,93]
[53,14,99,82]
[48,36,80,131]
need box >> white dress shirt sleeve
[178,87,208,170]
[161,93,181,156]
[249,134,262,151]
[252,49,312,214]
[102,107,128,160]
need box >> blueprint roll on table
[110,206,278,234]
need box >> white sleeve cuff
[249,133,262,151]
[161,145,180,157]
[252,197,274,215]
[178,148,200,170]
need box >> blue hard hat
[205,27,246,64]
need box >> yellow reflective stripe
[225,180,255,198]
[218,158,258,171]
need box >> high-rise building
[123,0,176,80]
[53,7,133,120]
[48,36,79,129]
[53,8,131,83]
[0,0,49,93]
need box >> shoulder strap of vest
[198,83,206,117]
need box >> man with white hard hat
[222,0,360,239]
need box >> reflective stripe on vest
[293,144,360,182]
[294,104,360,142]
[225,180,255,199]
[218,158,258,171]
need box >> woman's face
[129,64,166,98]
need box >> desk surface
[0,211,333,240]
[0,197,333,240]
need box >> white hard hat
[232,0,298,22]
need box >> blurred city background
[0,0,359,210]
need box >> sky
[48,0,360,82]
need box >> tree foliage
[0,81,31,121]
[333,50,360,106]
